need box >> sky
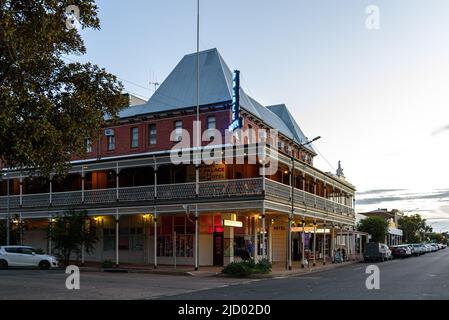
[72,0,449,232]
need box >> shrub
[101,259,114,268]
[222,258,272,277]
[222,261,253,277]
[255,258,272,274]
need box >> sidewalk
[78,259,361,278]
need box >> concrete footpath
[79,259,360,278]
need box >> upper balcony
[0,177,354,218]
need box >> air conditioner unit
[104,129,114,136]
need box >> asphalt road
[165,248,449,300]
[0,248,448,300]
[0,269,252,300]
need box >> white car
[0,246,59,270]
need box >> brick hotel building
[0,49,361,268]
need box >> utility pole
[6,169,10,246]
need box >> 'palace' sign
[228,70,243,132]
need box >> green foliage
[357,216,389,243]
[255,258,272,273]
[47,209,98,266]
[398,214,428,243]
[0,215,25,245]
[222,259,272,277]
[0,1,127,176]
[101,259,114,269]
[35,248,45,254]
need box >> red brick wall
[75,108,231,160]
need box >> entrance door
[213,232,224,266]
[293,238,301,261]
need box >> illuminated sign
[228,70,243,132]
[223,220,243,228]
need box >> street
[165,248,449,300]
[0,249,448,300]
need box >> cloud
[356,189,449,205]
[356,189,405,195]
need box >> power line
[314,145,337,173]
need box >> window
[174,120,182,142]
[248,124,253,144]
[107,133,115,151]
[131,127,139,148]
[206,116,216,141]
[148,124,157,145]
[85,138,92,153]
[207,116,216,130]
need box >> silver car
[0,246,59,270]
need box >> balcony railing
[0,177,354,216]
[266,179,354,216]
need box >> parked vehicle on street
[411,243,426,256]
[0,246,58,270]
[390,246,409,259]
[364,242,393,262]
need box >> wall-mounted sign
[228,70,243,132]
[187,164,226,182]
[223,220,243,228]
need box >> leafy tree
[0,214,25,245]
[398,214,427,243]
[428,232,445,244]
[0,0,127,176]
[357,216,389,243]
[47,209,98,265]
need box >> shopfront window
[157,215,194,257]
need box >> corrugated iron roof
[116,48,314,152]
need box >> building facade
[0,49,357,269]
[358,209,404,245]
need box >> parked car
[390,246,410,259]
[0,246,58,270]
[364,242,393,262]
[423,244,432,253]
[410,243,426,256]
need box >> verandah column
[312,221,317,267]
[323,222,326,265]
[301,217,306,268]
[114,216,119,266]
[153,209,158,269]
[195,205,199,271]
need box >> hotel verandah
[0,49,360,269]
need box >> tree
[0,1,127,176]
[48,209,98,266]
[0,214,24,245]
[357,216,389,243]
[398,214,427,243]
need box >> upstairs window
[131,127,139,148]
[148,124,157,145]
[174,120,182,142]
[85,138,92,153]
[107,134,115,151]
[207,116,216,130]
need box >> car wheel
[0,260,8,270]
[38,260,51,270]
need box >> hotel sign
[228,70,243,132]
[223,220,243,228]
